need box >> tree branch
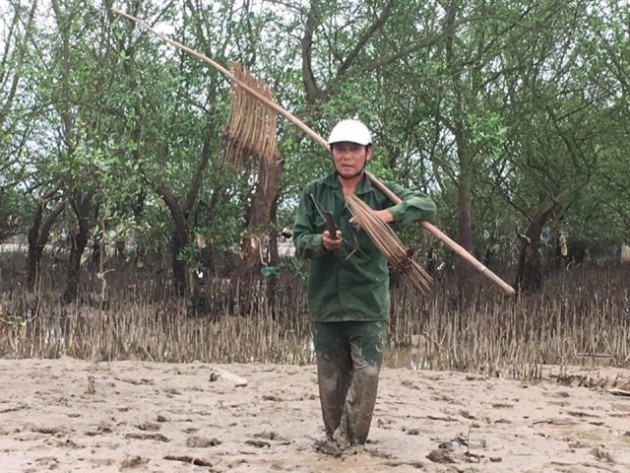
[301,0,323,104]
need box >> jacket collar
[322,171,375,196]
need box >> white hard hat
[327,119,372,146]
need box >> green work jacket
[293,171,436,322]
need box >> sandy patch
[0,358,629,472]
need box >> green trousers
[312,321,387,446]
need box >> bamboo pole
[113,9,516,296]
[112,9,329,150]
[365,172,516,295]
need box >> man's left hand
[350,209,393,231]
[373,209,394,224]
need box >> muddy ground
[1,358,629,472]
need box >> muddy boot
[313,438,344,457]
[332,408,351,449]
[343,343,381,444]
[316,351,351,440]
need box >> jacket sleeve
[382,181,437,224]
[293,184,326,259]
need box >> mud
[0,358,629,472]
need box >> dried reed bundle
[345,194,433,293]
[224,66,279,170]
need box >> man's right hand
[322,230,342,252]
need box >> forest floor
[1,358,629,473]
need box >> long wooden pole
[112,9,330,150]
[364,172,515,295]
[113,9,516,296]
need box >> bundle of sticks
[224,66,279,170]
[345,194,433,293]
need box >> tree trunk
[27,204,44,291]
[91,203,102,267]
[516,224,544,293]
[26,246,43,291]
[171,228,188,296]
[456,162,475,299]
[156,184,190,296]
[64,232,88,303]
[154,120,213,299]
[27,201,65,291]
[232,159,283,280]
[63,192,92,303]
[444,1,477,302]
[515,202,557,293]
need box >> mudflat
[0,358,629,472]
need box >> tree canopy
[1,0,628,299]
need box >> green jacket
[293,172,436,322]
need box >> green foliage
[279,255,308,281]
[0,187,35,240]
[0,0,628,289]
[261,266,281,277]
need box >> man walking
[293,119,436,452]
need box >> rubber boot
[316,351,352,440]
[334,342,380,445]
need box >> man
[293,119,436,452]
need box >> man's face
[331,142,372,179]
